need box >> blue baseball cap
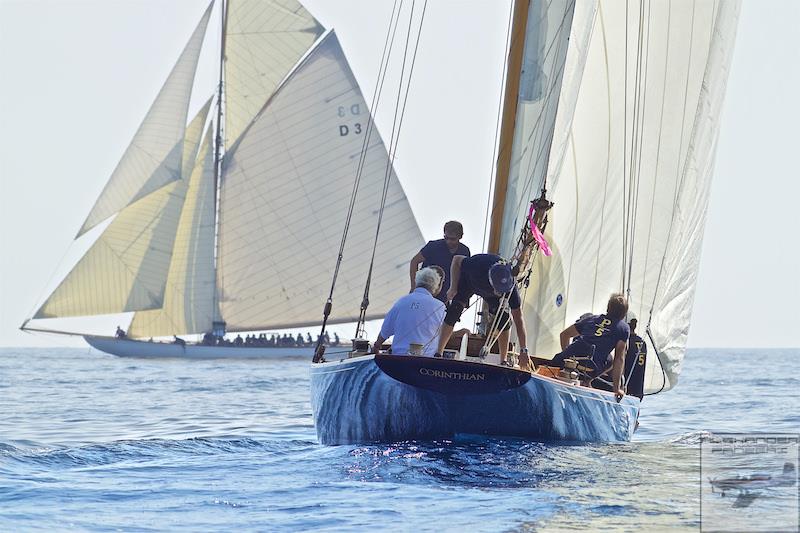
[488,262,514,294]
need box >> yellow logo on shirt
[595,318,611,336]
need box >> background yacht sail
[224,0,324,148]
[493,0,740,392]
[217,31,424,332]
[33,97,213,322]
[25,1,424,342]
[76,2,213,238]
[127,120,218,338]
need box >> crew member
[623,318,647,399]
[552,293,630,400]
[435,254,529,370]
[374,267,445,356]
[409,221,470,301]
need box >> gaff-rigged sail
[224,0,324,148]
[127,115,218,338]
[496,0,740,393]
[76,2,213,237]
[217,31,424,332]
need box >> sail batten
[76,2,213,237]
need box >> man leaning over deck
[373,268,445,356]
[435,254,530,370]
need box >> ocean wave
[0,437,316,468]
[668,430,717,445]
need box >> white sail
[495,0,580,256]
[224,0,324,148]
[34,180,188,319]
[127,120,218,338]
[508,1,740,392]
[647,1,741,391]
[217,31,424,332]
[76,2,213,237]
[491,0,586,353]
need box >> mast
[212,0,227,335]
[487,0,530,254]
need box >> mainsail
[217,31,423,332]
[492,0,740,392]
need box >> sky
[0,0,798,349]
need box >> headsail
[127,115,218,338]
[76,2,213,237]
[224,0,324,148]
[217,31,424,332]
[495,1,740,392]
[647,1,741,390]
[34,180,189,319]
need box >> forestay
[500,0,740,392]
[217,31,423,332]
[76,2,213,237]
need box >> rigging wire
[626,0,652,302]
[474,0,515,334]
[481,0,515,254]
[313,0,403,361]
[647,2,698,321]
[508,1,577,223]
[356,0,428,338]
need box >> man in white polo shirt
[373,267,445,356]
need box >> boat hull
[84,336,313,359]
[310,355,639,445]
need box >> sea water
[1,347,798,531]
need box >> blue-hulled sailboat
[311,0,740,445]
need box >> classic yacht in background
[21,0,424,358]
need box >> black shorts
[443,283,511,331]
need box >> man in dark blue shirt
[624,318,647,399]
[552,293,630,400]
[435,253,529,370]
[409,220,470,301]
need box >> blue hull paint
[310,355,639,445]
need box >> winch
[558,358,580,385]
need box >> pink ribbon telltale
[527,203,553,257]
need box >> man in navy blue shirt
[552,293,630,400]
[409,221,470,301]
[623,317,647,399]
[434,253,529,370]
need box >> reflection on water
[1,348,798,531]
